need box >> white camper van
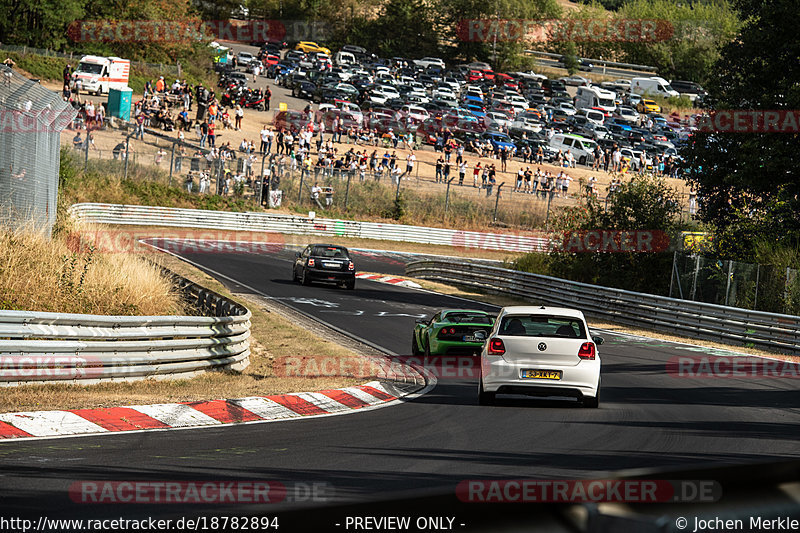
[630,77,679,98]
[73,56,130,96]
[574,86,617,114]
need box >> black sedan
[293,244,356,289]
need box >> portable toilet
[108,87,133,121]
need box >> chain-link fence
[1,65,76,235]
[669,251,800,314]
[0,44,181,77]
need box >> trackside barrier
[0,269,251,386]
[404,260,800,355]
[67,203,550,253]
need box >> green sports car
[412,309,496,356]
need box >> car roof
[499,306,586,319]
[309,243,348,250]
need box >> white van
[549,133,597,165]
[579,108,606,126]
[574,86,616,114]
[334,51,356,66]
[73,55,130,96]
[630,77,679,98]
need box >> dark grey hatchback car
[293,244,356,289]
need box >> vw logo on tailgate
[538,342,547,351]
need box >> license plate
[322,261,340,269]
[521,369,562,380]
[462,336,481,343]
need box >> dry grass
[0,241,366,412]
[0,223,183,316]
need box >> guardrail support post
[124,137,130,180]
[724,260,734,306]
[493,183,504,222]
[690,254,700,301]
[545,190,553,229]
[754,264,760,310]
[395,171,402,202]
[84,132,90,170]
[168,142,175,186]
[445,177,455,216]
[344,171,352,209]
[297,168,305,204]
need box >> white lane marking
[295,392,350,413]
[0,411,108,437]
[340,387,383,405]
[228,397,299,420]
[129,404,221,428]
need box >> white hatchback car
[478,306,602,407]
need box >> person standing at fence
[404,151,415,179]
[486,165,496,197]
[458,160,467,186]
[199,120,208,148]
[207,120,216,147]
[473,162,481,188]
[135,112,145,140]
[435,156,443,183]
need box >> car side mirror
[415,318,426,324]
[295,252,301,258]
[592,336,604,346]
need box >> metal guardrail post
[445,177,455,216]
[493,183,504,222]
[169,142,175,186]
[123,137,130,180]
[344,171,352,209]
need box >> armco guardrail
[68,203,550,253]
[525,50,658,73]
[405,260,800,355]
[0,269,251,385]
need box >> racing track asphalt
[1,245,799,528]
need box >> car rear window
[312,246,349,259]
[443,313,494,325]
[499,315,587,338]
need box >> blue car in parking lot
[482,131,516,152]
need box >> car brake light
[348,261,354,270]
[578,342,596,360]
[308,258,315,267]
[488,338,505,355]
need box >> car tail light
[307,258,315,267]
[487,338,505,355]
[578,342,596,360]
[348,261,354,270]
